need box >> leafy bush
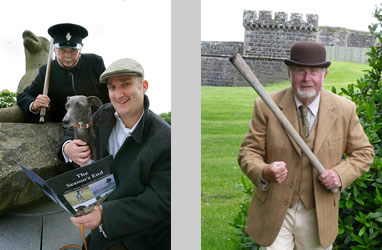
[0,89,17,108]
[330,6,382,249]
[229,176,260,249]
[230,5,382,249]
[159,111,171,125]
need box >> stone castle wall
[201,10,374,86]
[201,42,288,86]
[318,26,374,47]
[201,41,246,86]
[243,10,318,58]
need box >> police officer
[17,23,109,122]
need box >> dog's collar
[72,121,93,129]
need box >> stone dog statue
[0,31,65,216]
[0,30,49,122]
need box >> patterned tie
[299,105,309,137]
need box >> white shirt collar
[113,110,144,135]
[108,111,145,157]
[294,93,320,117]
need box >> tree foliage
[159,111,171,125]
[0,89,16,108]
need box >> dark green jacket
[59,95,171,249]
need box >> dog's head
[63,95,103,125]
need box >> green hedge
[330,6,382,248]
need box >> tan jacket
[238,88,374,248]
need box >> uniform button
[283,200,288,206]
[289,182,293,187]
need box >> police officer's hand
[63,139,91,166]
[262,161,288,184]
[318,169,341,190]
[31,94,50,112]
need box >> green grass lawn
[201,61,370,249]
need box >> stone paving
[0,200,89,250]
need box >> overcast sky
[0,0,170,114]
[202,0,382,42]
[2,1,381,114]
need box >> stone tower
[201,10,372,86]
[243,10,319,58]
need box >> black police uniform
[17,23,109,122]
[17,54,109,122]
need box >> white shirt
[294,93,320,134]
[62,111,144,162]
[108,111,144,157]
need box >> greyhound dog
[76,189,86,203]
[63,95,103,166]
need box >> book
[17,155,116,217]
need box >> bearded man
[238,41,374,249]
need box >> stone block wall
[347,31,374,47]
[201,56,237,86]
[201,42,288,86]
[201,56,288,86]
[201,41,243,56]
[201,10,375,87]
[318,26,374,47]
[243,10,318,58]
[201,41,246,86]
[245,57,288,84]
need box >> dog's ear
[87,96,103,108]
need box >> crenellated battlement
[243,10,318,31]
[201,9,374,87]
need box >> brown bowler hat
[284,41,331,67]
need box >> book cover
[18,155,116,217]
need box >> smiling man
[59,58,171,249]
[238,41,374,249]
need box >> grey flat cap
[100,58,144,83]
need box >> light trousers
[262,200,332,250]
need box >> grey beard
[291,73,325,100]
[297,88,317,99]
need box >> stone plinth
[0,122,67,216]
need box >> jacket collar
[312,89,337,153]
[129,95,150,144]
[278,88,302,156]
[277,88,337,156]
[96,95,151,158]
